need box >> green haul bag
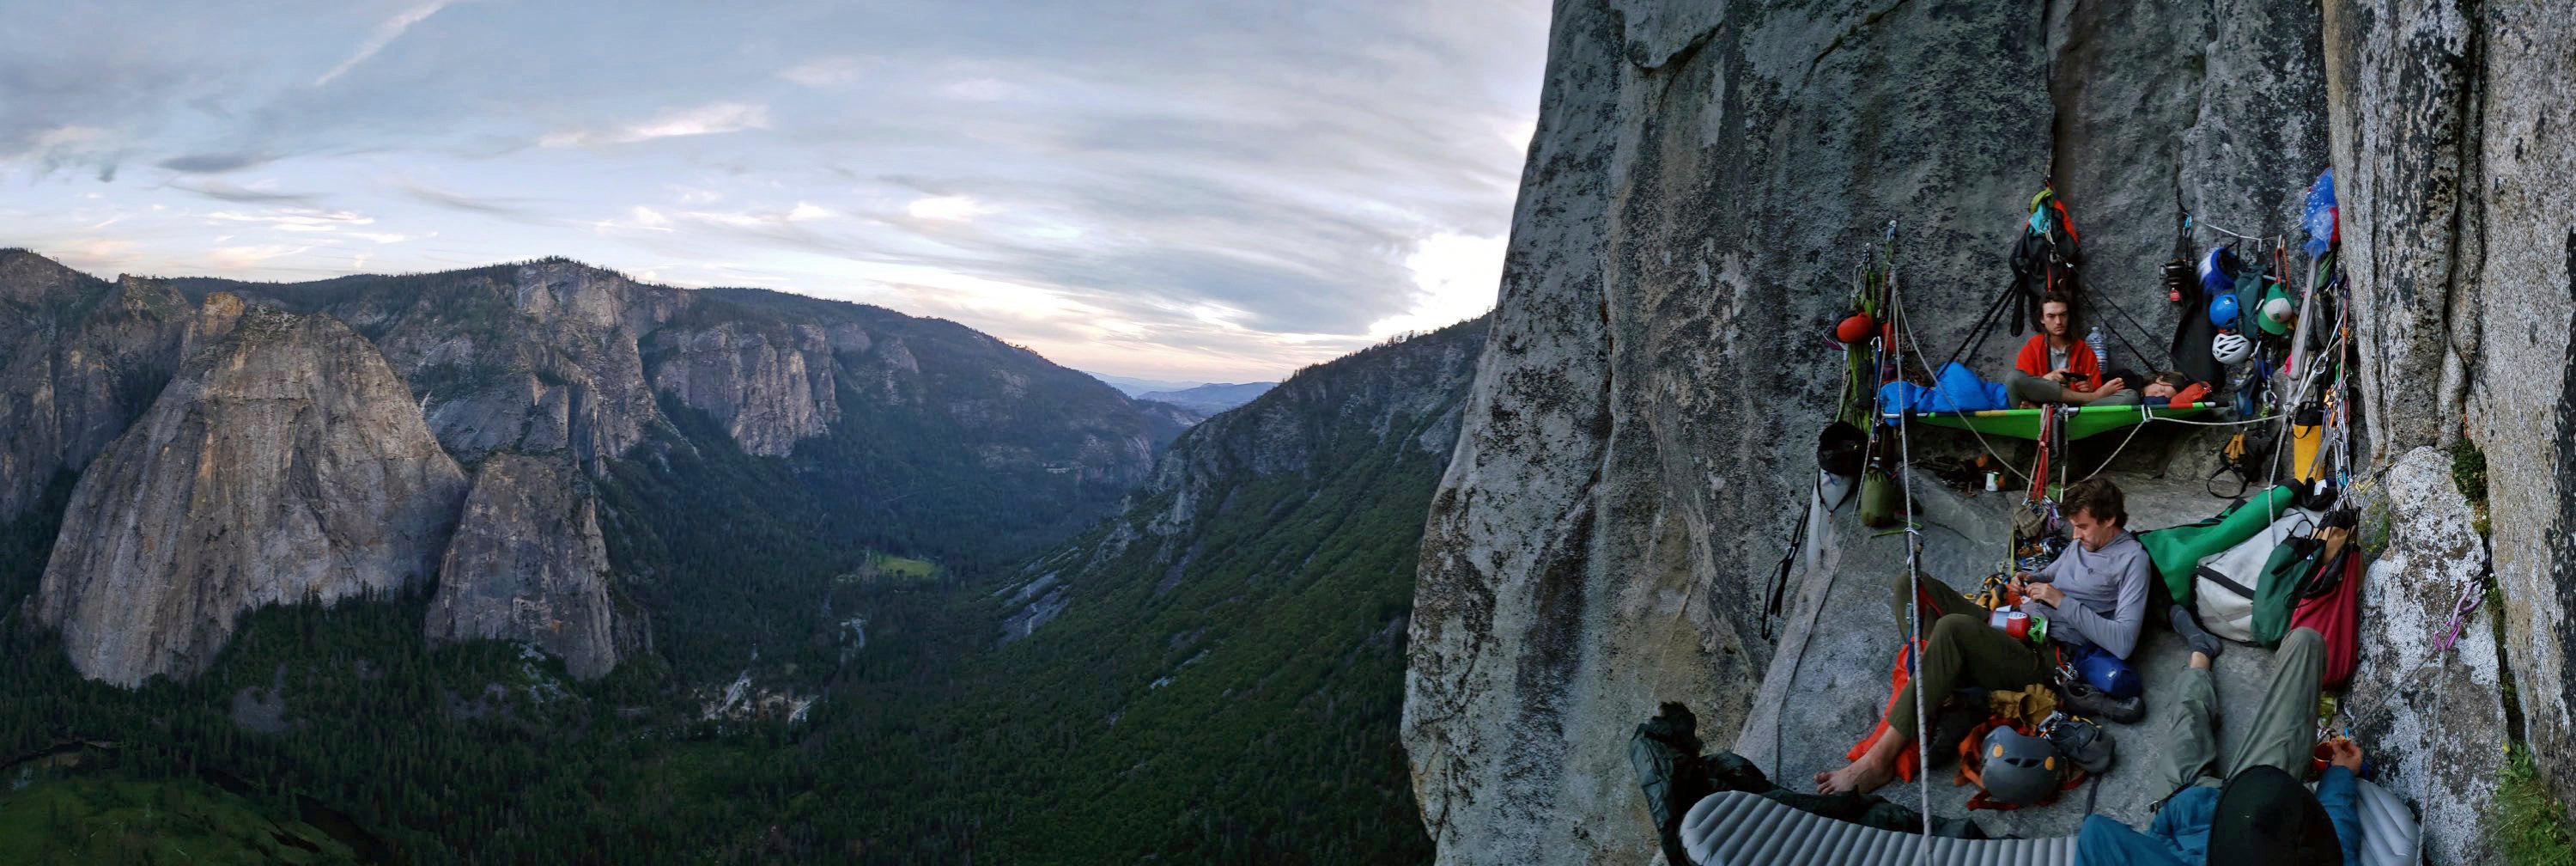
[2136,485,2300,606]
[1859,468,1900,528]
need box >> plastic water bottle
[2086,326,2108,369]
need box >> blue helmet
[2208,293,2242,331]
[2079,648,2144,699]
[2198,247,2239,298]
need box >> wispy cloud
[779,56,869,88]
[157,151,276,174]
[395,180,538,217]
[205,208,376,232]
[0,0,1545,381]
[539,102,771,148]
[173,180,314,204]
[315,1,452,87]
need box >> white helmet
[2212,332,2254,365]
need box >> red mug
[2004,612,2032,640]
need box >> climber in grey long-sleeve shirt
[1819,478,2148,796]
[2017,522,2152,659]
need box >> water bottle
[2086,326,2107,369]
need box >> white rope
[1893,296,2042,488]
[2190,216,2283,246]
[1889,240,1933,860]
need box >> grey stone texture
[1405,0,2569,861]
[35,302,470,687]
[427,454,638,680]
[2326,0,2576,827]
[0,254,191,521]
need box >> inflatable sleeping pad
[1680,779,2418,866]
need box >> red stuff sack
[2290,546,2363,688]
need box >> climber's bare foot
[1814,755,1895,795]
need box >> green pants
[1883,575,2051,739]
[2155,626,2326,796]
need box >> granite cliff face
[646,321,838,457]
[427,454,640,680]
[35,300,470,686]
[2324,0,2576,848]
[0,252,191,520]
[18,253,1186,687]
[1403,0,2567,862]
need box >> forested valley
[1,263,1484,864]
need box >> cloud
[173,180,314,204]
[0,0,1547,381]
[1370,233,1504,338]
[205,208,376,232]
[905,195,990,222]
[539,102,770,148]
[315,1,452,86]
[157,152,276,174]
[396,180,538,216]
[209,243,314,269]
[779,56,869,88]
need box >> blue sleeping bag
[1876,362,2009,417]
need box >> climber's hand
[2324,738,2363,772]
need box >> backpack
[2190,509,2320,643]
[2168,257,2222,386]
[1628,703,1713,866]
[2008,191,2082,335]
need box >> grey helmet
[1977,727,2064,806]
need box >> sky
[0,1,1547,383]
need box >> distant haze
[0,1,1545,383]
[1136,382,1277,414]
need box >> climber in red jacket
[2008,294,2130,406]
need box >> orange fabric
[1845,640,1931,783]
[2012,334,2102,392]
[1954,717,2090,812]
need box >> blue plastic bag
[2302,168,2338,257]
[1876,363,2008,417]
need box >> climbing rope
[1894,296,2043,490]
[1886,225,1935,851]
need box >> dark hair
[2152,370,2190,389]
[2063,478,2127,528]
[2039,291,2075,312]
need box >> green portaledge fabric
[1884,402,2217,442]
[2136,485,2301,606]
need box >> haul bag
[2292,546,2366,688]
[2251,534,2327,646]
[2190,509,2318,643]
[2136,485,2300,605]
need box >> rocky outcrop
[0,254,191,520]
[646,322,837,456]
[1405,0,2567,861]
[1006,318,1487,634]
[35,302,469,686]
[1406,1,2064,858]
[427,454,639,680]
[359,262,680,469]
[1147,323,1485,540]
[2325,0,2576,826]
[2342,447,2507,863]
